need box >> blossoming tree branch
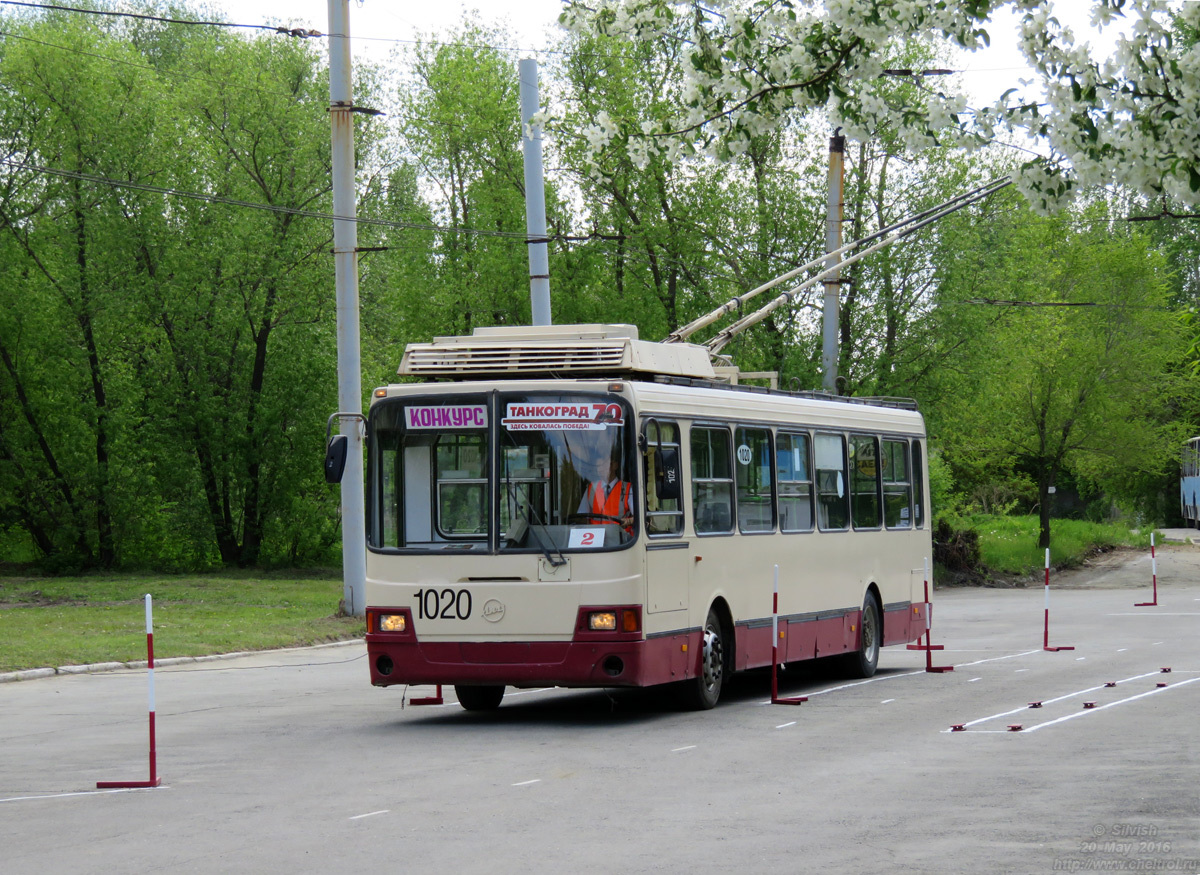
[560,0,1200,213]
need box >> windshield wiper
[505,479,566,567]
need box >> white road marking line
[881,699,895,704]
[968,677,982,682]
[775,721,797,729]
[1015,669,1030,673]
[1110,614,1200,617]
[671,745,697,752]
[1076,657,1086,661]
[1023,677,1200,733]
[512,779,541,787]
[956,649,1042,668]
[950,670,1164,730]
[759,650,1040,707]
[0,787,167,803]
[349,810,389,820]
[1117,648,1128,652]
[761,669,924,705]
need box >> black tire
[680,606,727,710]
[839,592,881,679]
[454,684,505,711]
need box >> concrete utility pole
[519,58,552,326]
[327,0,365,616]
[821,131,845,393]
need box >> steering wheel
[568,513,624,524]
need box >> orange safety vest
[586,480,631,518]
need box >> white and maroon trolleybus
[357,324,932,710]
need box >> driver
[577,451,633,528]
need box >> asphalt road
[3,545,1198,874]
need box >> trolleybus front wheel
[454,684,505,711]
[681,607,726,710]
[838,592,880,679]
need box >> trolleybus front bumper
[365,605,698,690]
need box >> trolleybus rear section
[353,324,932,709]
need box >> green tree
[0,9,379,568]
[934,206,1186,547]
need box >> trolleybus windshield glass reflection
[368,393,634,553]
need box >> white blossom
[561,0,1200,208]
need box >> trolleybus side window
[815,433,849,531]
[735,426,775,533]
[882,438,912,529]
[777,431,814,533]
[643,419,684,536]
[849,434,881,529]
[692,426,734,535]
[912,440,926,529]
[374,427,404,549]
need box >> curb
[0,638,365,684]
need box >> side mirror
[324,434,348,484]
[655,447,681,501]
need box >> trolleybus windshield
[368,392,635,554]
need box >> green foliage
[961,514,1152,575]
[0,8,376,569]
[923,200,1189,547]
[0,3,1196,577]
[0,571,362,673]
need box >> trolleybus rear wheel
[454,684,505,711]
[839,593,880,679]
[681,607,726,710]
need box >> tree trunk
[72,177,115,567]
[1038,479,1053,550]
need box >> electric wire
[0,0,318,35]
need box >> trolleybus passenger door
[643,419,689,614]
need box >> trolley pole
[519,58,552,326]
[821,131,845,393]
[327,0,365,616]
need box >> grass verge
[963,515,1153,575]
[0,571,363,674]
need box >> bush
[933,518,981,573]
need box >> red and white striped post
[1135,533,1159,607]
[97,594,162,789]
[906,558,953,672]
[410,685,444,706]
[1043,549,1074,652]
[770,565,806,705]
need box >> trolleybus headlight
[588,611,617,631]
[586,608,641,633]
[379,614,407,633]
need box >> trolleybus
[350,324,932,710]
[1183,436,1200,528]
